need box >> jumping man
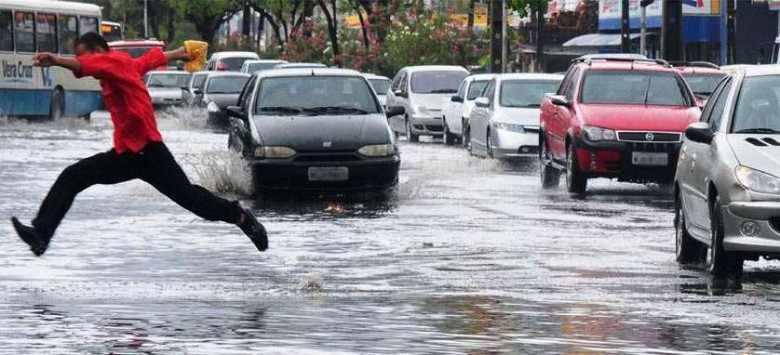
[11,33,267,256]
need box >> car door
[387,70,407,133]
[229,75,257,156]
[681,78,732,233]
[444,80,467,134]
[550,67,581,161]
[471,79,496,155]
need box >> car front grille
[617,131,681,143]
[627,142,677,153]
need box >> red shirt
[76,48,167,153]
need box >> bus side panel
[64,91,102,117]
[0,89,50,116]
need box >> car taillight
[216,62,226,71]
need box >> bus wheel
[48,89,64,121]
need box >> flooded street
[2,110,780,354]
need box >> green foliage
[511,0,550,18]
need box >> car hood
[491,106,541,126]
[147,87,182,98]
[578,104,700,132]
[412,94,451,111]
[252,114,391,151]
[728,134,780,176]
[204,93,240,108]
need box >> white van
[206,51,260,72]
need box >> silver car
[675,65,780,279]
[468,73,563,159]
[142,71,191,107]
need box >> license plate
[632,152,668,166]
[308,167,349,181]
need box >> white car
[142,70,191,107]
[240,59,288,74]
[386,65,469,142]
[363,73,392,108]
[469,73,563,159]
[441,73,495,146]
[206,51,260,71]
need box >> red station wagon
[538,56,701,193]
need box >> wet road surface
[2,110,780,354]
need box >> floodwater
[1,109,780,354]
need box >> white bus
[0,0,102,119]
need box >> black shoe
[238,208,268,252]
[11,217,50,257]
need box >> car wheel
[675,193,706,264]
[708,195,744,279]
[406,118,419,143]
[539,135,561,189]
[49,89,64,121]
[463,124,472,153]
[443,119,455,146]
[486,131,494,159]
[565,143,587,194]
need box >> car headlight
[582,125,617,141]
[254,146,297,159]
[493,122,525,133]
[735,166,780,194]
[207,101,220,113]
[358,144,397,157]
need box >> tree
[511,0,549,18]
[170,0,241,44]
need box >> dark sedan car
[196,72,250,125]
[226,68,404,191]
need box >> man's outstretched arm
[32,53,82,74]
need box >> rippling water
[1,111,780,354]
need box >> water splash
[181,149,254,198]
[298,271,324,291]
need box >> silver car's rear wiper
[734,128,780,134]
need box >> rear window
[246,62,281,73]
[147,73,191,88]
[682,73,726,96]
[580,70,690,106]
[206,76,249,94]
[410,71,468,94]
[218,57,254,71]
[500,80,560,108]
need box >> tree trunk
[467,0,475,31]
[357,8,369,49]
[319,0,339,66]
[166,7,176,44]
[242,0,251,37]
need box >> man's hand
[165,47,193,62]
[32,53,58,67]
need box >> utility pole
[640,0,655,56]
[726,0,736,64]
[501,0,508,73]
[620,0,630,53]
[143,0,148,39]
[490,0,503,73]
[535,8,545,72]
[661,0,683,61]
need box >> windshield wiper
[505,104,540,108]
[303,106,372,115]
[428,89,457,94]
[208,91,239,94]
[735,128,780,134]
[257,106,305,115]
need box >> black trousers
[32,141,242,237]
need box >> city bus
[0,0,103,120]
[101,20,123,42]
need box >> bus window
[36,13,56,53]
[0,10,12,51]
[58,15,78,54]
[79,16,97,35]
[14,12,34,52]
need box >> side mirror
[550,95,570,107]
[193,89,203,96]
[226,106,246,119]
[685,122,714,144]
[474,97,490,108]
[386,106,405,117]
[451,95,463,103]
[394,89,407,98]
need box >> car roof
[465,73,496,81]
[244,59,286,64]
[275,63,327,68]
[402,65,469,73]
[210,51,260,60]
[675,67,725,74]
[205,72,251,78]
[256,68,362,79]
[362,73,390,80]
[497,73,564,81]
[579,60,676,72]
[147,70,190,75]
[740,65,780,77]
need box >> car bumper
[573,136,681,183]
[410,114,443,136]
[251,155,400,191]
[722,201,780,253]
[491,129,539,158]
[151,98,183,107]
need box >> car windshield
[410,70,468,94]
[467,80,489,100]
[246,62,281,72]
[206,76,249,94]
[581,70,689,106]
[147,73,190,88]
[219,57,254,71]
[732,76,780,133]
[191,74,208,89]
[254,76,379,115]
[682,73,726,96]
[368,79,391,95]
[114,46,159,59]
[500,80,560,108]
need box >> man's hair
[74,32,109,52]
